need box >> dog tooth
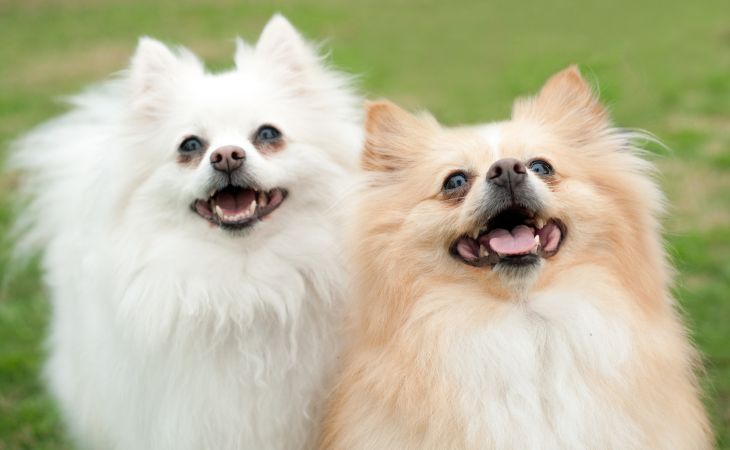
[246,200,257,217]
[258,191,268,208]
[215,205,224,218]
[479,244,488,257]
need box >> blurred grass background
[0,0,728,448]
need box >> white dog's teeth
[531,235,540,254]
[479,244,488,257]
[535,217,545,229]
[258,191,268,208]
[215,205,224,218]
[247,200,257,217]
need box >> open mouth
[452,206,566,268]
[192,185,287,230]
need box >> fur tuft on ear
[362,100,435,173]
[513,65,610,141]
[128,37,202,116]
[255,14,317,75]
[234,37,255,67]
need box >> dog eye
[443,172,468,191]
[529,160,553,176]
[179,136,205,153]
[255,125,282,142]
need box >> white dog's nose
[210,145,246,173]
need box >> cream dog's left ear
[513,65,610,140]
[362,100,436,173]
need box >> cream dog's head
[358,66,662,295]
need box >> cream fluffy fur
[12,15,362,450]
[321,67,711,449]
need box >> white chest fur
[43,223,347,450]
[444,282,643,449]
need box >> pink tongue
[216,189,255,213]
[485,225,536,255]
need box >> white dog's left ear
[255,14,316,74]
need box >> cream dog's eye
[529,160,553,176]
[443,172,468,191]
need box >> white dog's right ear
[130,38,180,97]
[129,37,202,114]
[255,14,316,75]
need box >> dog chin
[492,256,544,290]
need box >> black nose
[487,158,527,189]
[210,145,245,173]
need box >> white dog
[11,15,361,450]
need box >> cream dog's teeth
[535,217,545,229]
[215,205,224,217]
[479,244,488,257]
[532,235,540,254]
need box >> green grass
[1,0,728,447]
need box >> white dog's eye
[529,160,553,176]
[179,136,205,153]
[255,125,282,142]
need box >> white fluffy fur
[444,268,640,449]
[11,15,362,450]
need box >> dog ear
[513,65,609,141]
[129,37,202,116]
[255,14,316,76]
[362,100,434,172]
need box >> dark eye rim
[254,124,283,143]
[442,171,470,192]
[178,135,207,153]
[528,159,554,176]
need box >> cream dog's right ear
[361,100,437,173]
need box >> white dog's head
[117,15,361,241]
[10,15,361,343]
